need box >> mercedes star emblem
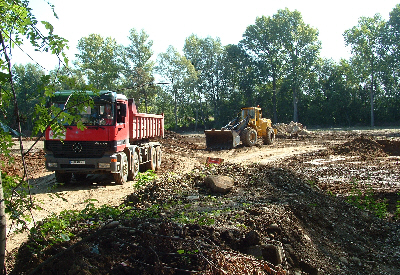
[72,142,83,153]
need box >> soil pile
[329,136,387,157]
[10,157,400,275]
[4,131,400,274]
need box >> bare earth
[3,129,400,274]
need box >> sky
[10,0,400,72]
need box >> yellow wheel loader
[205,107,277,150]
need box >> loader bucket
[205,129,240,150]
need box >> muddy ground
[2,129,400,274]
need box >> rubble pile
[274,122,310,137]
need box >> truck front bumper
[45,153,118,174]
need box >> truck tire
[263,128,275,145]
[242,127,257,147]
[145,146,157,171]
[128,151,139,181]
[155,146,162,170]
[114,153,128,185]
[55,171,72,184]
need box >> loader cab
[241,107,261,127]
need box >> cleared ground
[3,129,400,274]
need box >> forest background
[2,3,400,133]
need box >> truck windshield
[52,102,115,126]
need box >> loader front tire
[242,127,257,147]
[264,128,275,145]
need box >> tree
[184,35,226,127]
[157,46,197,130]
[1,0,70,272]
[75,34,122,90]
[9,64,45,133]
[241,15,285,123]
[275,8,321,123]
[122,29,155,112]
[344,14,386,127]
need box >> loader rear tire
[264,128,275,145]
[242,127,257,147]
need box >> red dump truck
[44,90,164,184]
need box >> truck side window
[116,103,126,124]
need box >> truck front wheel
[55,171,72,184]
[114,153,128,185]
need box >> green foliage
[347,181,388,219]
[395,192,400,220]
[75,34,123,90]
[28,200,127,252]
[135,170,157,188]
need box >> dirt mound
[329,136,387,157]
[11,162,400,275]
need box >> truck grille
[45,140,111,158]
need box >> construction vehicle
[44,90,164,184]
[205,106,276,150]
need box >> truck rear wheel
[242,127,257,147]
[155,146,162,170]
[128,151,139,181]
[114,153,128,185]
[263,128,275,145]
[145,147,157,171]
[55,171,72,184]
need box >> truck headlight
[47,162,58,168]
[99,163,111,169]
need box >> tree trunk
[272,75,277,124]
[370,64,375,127]
[174,89,178,131]
[293,86,298,123]
[0,172,5,275]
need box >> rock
[246,245,263,260]
[262,244,284,266]
[267,223,281,234]
[243,230,261,246]
[350,257,362,266]
[104,221,119,229]
[204,175,234,194]
[299,260,319,275]
[339,257,349,265]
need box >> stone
[243,230,261,246]
[262,244,284,266]
[204,175,234,194]
[246,245,263,260]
